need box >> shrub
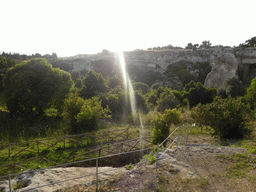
[76,97,111,132]
[62,94,110,133]
[244,77,256,110]
[184,81,217,108]
[151,108,181,147]
[191,97,251,139]
[224,77,246,98]
[133,82,150,94]
[156,91,178,112]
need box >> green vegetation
[125,163,134,170]
[151,108,181,147]
[3,58,73,118]
[191,97,251,139]
[0,43,256,192]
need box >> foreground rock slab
[0,167,125,192]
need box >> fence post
[8,171,12,192]
[96,155,99,191]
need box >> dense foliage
[3,58,74,118]
[191,97,251,139]
[184,81,217,108]
[62,93,110,133]
[224,77,246,98]
[79,70,108,98]
[151,108,181,147]
[244,77,256,110]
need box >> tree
[108,76,123,89]
[184,81,217,108]
[3,58,74,118]
[70,71,81,81]
[245,36,256,47]
[191,97,251,139]
[186,43,193,49]
[0,56,16,69]
[133,82,149,94]
[156,91,178,112]
[200,41,212,48]
[151,108,181,147]
[244,77,256,110]
[224,77,246,98]
[80,70,108,99]
[91,59,114,77]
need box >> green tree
[70,71,81,81]
[191,97,251,139]
[80,70,108,99]
[91,59,114,77]
[108,76,123,89]
[224,77,246,98]
[133,82,149,94]
[76,97,110,132]
[245,36,256,47]
[244,77,256,110]
[62,94,110,133]
[3,58,74,118]
[156,91,178,112]
[184,81,217,108]
[0,56,16,69]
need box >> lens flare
[117,51,137,122]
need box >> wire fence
[0,125,221,192]
[0,128,153,175]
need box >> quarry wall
[69,48,256,89]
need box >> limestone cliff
[236,48,256,87]
[66,48,256,89]
[204,48,238,89]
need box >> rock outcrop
[66,47,256,89]
[0,167,126,192]
[204,48,238,89]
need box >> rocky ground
[0,135,255,192]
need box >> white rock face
[0,167,126,192]
[204,49,238,89]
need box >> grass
[0,119,149,176]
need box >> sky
[1,0,255,57]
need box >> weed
[148,156,156,165]
[125,163,134,170]
[220,141,230,146]
[198,178,209,188]
[13,181,24,190]
[248,176,256,182]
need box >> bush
[133,82,149,94]
[244,77,256,110]
[156,90,178,112]
[224,77,246,98]
[151,108,181,147]
[76,97,111,132]
[62,94,110,133]
[184,81,217,108]
[191,97,251,139]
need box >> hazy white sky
[1,0,255,57]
